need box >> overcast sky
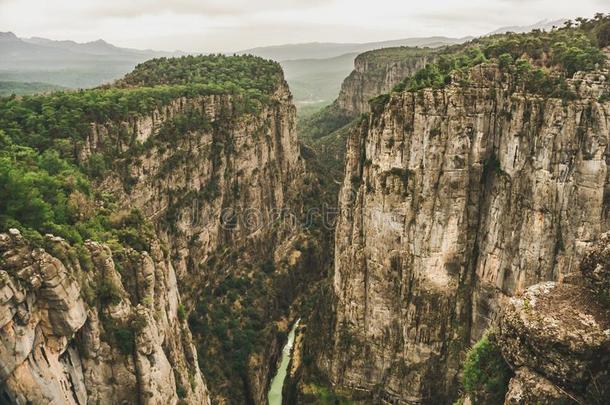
[1,0,609,52]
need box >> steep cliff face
[0,229,209,405]
[335,48,436,115]
[82,82,304,277]
[299,47,441,208]
[322,65,610,402]
[88,82,318,404]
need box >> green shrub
[98,278,122,306]
[79,280,96,306]
[177,304,187,322]
[595,20,610,47]
[482,153,503,180]
[462,334,512,404]
[304,384,351,405]
[131,313,148,333]
[113,327,135,355]
[498,53,513,69]
[261,259,275,274]
[189,372,197,391]
[176,384,187,399]
[77,245,94,272]
[84,153,107,178]
[369,94,390,116]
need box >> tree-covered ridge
[356,46,437,67]
[390,13,609,96]
[1,85,210,152]
[0,55,284,153]
[0,54,284,246]
[114,54,284,95]
[0,129,153,248]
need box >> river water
[267,319,300,405]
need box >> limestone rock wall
[0,229,209,405]
[84,81,304,278]
[79,77,311,403]
[324,64,610,403]
[336,51,435,115]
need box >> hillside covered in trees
[0,54,285,247]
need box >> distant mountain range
[0,31,183,89]
[0,19,571,101]
[237,36,471,61]
[0,80,66,97]
[279,52,358,107]
[0,32,469,101]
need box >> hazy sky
[1,0,609,52]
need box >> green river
[267,319,300,405]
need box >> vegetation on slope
[391,14,609,97]
[298,103,354,142]
[1,55,283,153]
[0,81,66,96]
[115,54,283,95]
[0,55,282,245]
[459,333,512,404]
[0,129,154,248]
[183,202,329,403]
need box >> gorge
[292,14,610,404]
[2,12,610,405]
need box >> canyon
[2,14,610,405]
[291,17,610,404]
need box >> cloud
[83,0,330,18]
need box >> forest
[0,54,283,247]
[391,14,609,96]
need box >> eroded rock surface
[503,368,572,405]
[499,234,610,404]
[320,64,610,403]
[0,230,210,405]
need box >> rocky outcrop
[320,65,610,403]
[503,368,573,404]
[498,234,610,404]
[335,48,436,114]
[580,231,610,298]
[0,229,209,405]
